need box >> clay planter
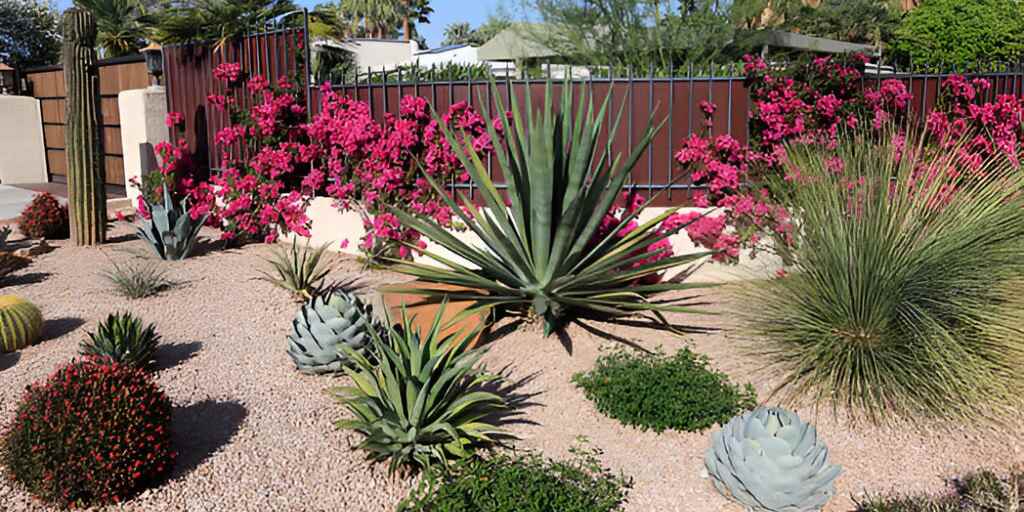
[380,281,490,348]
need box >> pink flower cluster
[196,67,314,243]
[305,86,501,260]
[592,191,688,282]
[675,54,1020,264]
[131,135,198,219]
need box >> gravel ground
[0,222,1022,511]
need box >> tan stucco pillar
[0,96,48,184]
[118,86,169,205]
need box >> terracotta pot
[379,281,490,348]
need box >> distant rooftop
[415,44,471,55]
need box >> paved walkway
[0,185,51,221]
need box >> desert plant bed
[0,222,1021,511]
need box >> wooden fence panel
[23,55,149,187]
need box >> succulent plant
[0,226,12,247]
[258,239,332,300]
[0,296,43,353]
[287,287,376,374]
[136,184,207,260]
[705,407,842,512]
[80,312,160,369]
[0,251,31,280]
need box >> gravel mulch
[0,222,1022,511]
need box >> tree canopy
[893,0,1024,68]
[0,0,61,68]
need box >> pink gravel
[0,222,1021,511]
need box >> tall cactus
[62,7,106,245]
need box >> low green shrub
[1,357,174,507]
[572,348,756,433]
[856,470,1023,511]
[399,443,631,512]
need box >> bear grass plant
[573,348,756,433]
[856,469,1023,512]
[742,130,1024,424]
[1,357,174,508]
[399,441,631,512]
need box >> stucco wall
[0,96,48,184]
[118,86,169,205]
[337,39,419,71]
[287,200,781,283]
[413,46,480,68]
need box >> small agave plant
[705,407,842,512]
[137,184,207,260]
[287,287,376,374]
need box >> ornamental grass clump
[1,357,174,507]
[390,80,709,335]
[573,348,756,433]
[743,130,1024,424]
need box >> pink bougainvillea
[676,54,1022,264]
[305,86,502,260]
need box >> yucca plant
[390,81,709,335]
[258,239,332,300]
[80,312,160,369]
[333,303,506,473]
[743,130,1024,424]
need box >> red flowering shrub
[18,192,69,239]
[676,53,1021,264]
[305,87,502,261]
[1,357,174,507]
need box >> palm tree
[441,21,472,46]
[150,0,299,47]
[74,0,152,57]
[340,0,401,38]
[400,0,431,42]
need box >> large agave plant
[705,407,842,512]
[390,80,709,335]
[333,304,506,473]
[287,287,375,374]
[80,312,161,369]
[136,184,207,260]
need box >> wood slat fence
[23,54,150,187]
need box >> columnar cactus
[62,7,106,246]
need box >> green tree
[524,0,733,69]
[893,0,1024,68]
[0,0,61,68]
[441,21,472,46]
[784,0,899,46]
[467,15,510,45]
[150,0,298,46]
[74,0,152,57]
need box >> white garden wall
[0,96,48,184]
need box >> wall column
[118,85,168,205]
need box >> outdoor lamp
[141,42,163,85]
[0,63,15,95]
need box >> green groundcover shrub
[399,445,631,512]
[856,469,1023,511]
[572,348,756,433]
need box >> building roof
[477,25,558,61]
[754,30,878,56]
[415,44,470,55]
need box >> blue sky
[53,0,510,48]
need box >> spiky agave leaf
[333,302,506,473]
[80,312,160,369]
[388,79,711,336]
[136,184,208,261]
[258,239,332,300]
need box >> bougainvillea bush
[305,87,502,261]
[676,54,1024,264]
[18,192,69,239]
[1,357,175,507]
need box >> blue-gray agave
[136,184,207,260]
[705,407,842,512]
[287,288,375,374]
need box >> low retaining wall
[287,199,781,283]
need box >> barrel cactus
[287,288,376,374]
[705,407,842,512]
[0,296,43,353]
[62,7,106,246]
